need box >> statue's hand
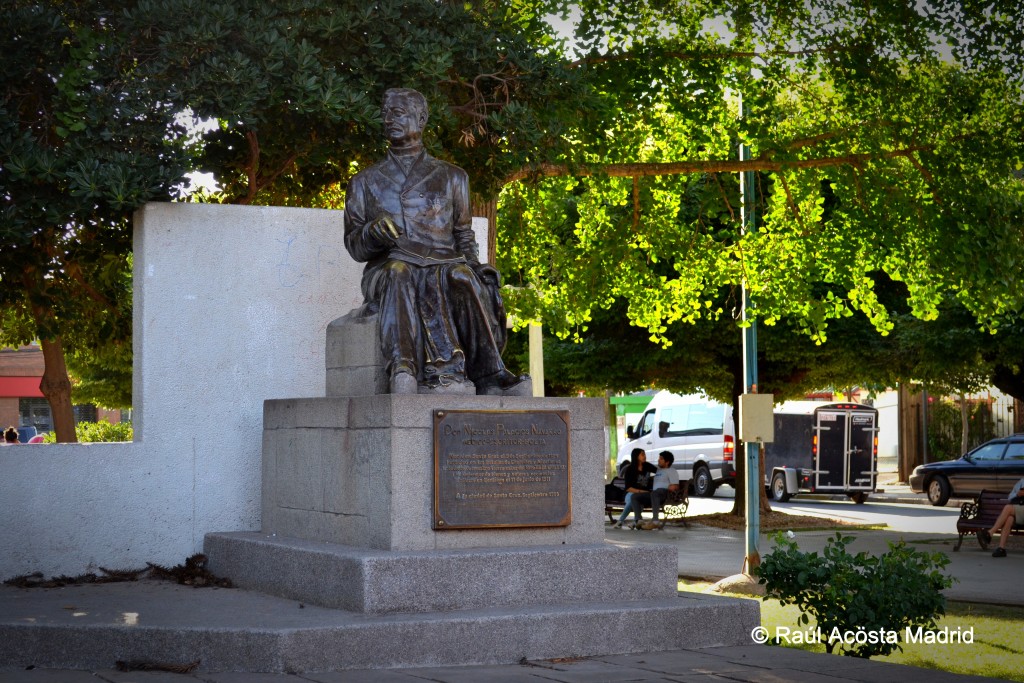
[473,263,501,287]
[367,215,402,246]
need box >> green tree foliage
[2,0,587,434]
[1,2,191,438]
[498,1,1024,347]
[756,533,954,658]
[521,275,1024,405]
[5,1,1024,437]
[123,0,586,206]
[62,253,133,409]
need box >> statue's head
[382,88,429,146]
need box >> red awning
[0,376,44,398]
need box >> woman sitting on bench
[611,449,656,529]
[981,477,1024,557]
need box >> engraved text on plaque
[433,410,571,529]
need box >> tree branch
[566,45,861,69]
[712,173,736,224]
[242,129,260,205]
[257,152,300,194]
[632,176,640,229]
[907,152,943,205]
[231,130,298,205]
[64,262,117,312]
[778,174,807,235]
[503,145,931,186]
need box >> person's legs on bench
[613,493,635,528]
[650,488,668,523]
[988,504,1023,557]
[629,491,652,528]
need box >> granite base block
[205,531,679,614]
[0,581,759,673]
[325,312,385,398]
[279,596,759,672]
[262,394,608,551]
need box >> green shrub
[41,420,133,443]
[755,533,954,658]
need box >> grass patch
[679,579,1024,682]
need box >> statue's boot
[476,369,532,397]
[390,370,419,395]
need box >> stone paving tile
[688,646,1002,683]
[689,646,878,675]
[772,661,1003,683]
[0,670,100,683]
[198,672,320,683]
[510,658,670,682]
[379,663,559,683]
[301,669,440,683]
[91,669,209,683]
[592,651,757,675]
[712,668,862,683]
[0,650,1006,683]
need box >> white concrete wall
[0,203,488,578]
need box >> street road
[688,490,962,535]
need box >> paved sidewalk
[0,645,1004,682]
[3,490,1018,683]
[605,522,1024,607]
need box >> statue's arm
[344,173,398,261]
[451,167,501,287]
[451,167,480,265]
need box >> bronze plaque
[434,410,571,529]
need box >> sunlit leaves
[497,0,1024,349]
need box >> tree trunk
[759,442,773,514]
[39,336,77,443]
[23,268,78,443]
[959,394,969,454]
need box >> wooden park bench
[604,477,689,528]
[954,489,1024,551]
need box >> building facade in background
[0,345,122,440]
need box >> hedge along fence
[927,398,1003,461]
[41,420,133,443]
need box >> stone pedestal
[325,311,386,397]
[199,308,759,671]
[326,312,479,396]
[205,532,678,614]
[260,393,605,551]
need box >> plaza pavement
[0,484,1017,682]
[614,483,1024,608]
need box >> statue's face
[383,96,425,146]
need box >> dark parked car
[909,435,1024,506]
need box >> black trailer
[763,402,879,504]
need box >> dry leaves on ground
[687,510,870,531]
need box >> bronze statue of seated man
[343,88,529,396]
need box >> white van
[616,391,737,497]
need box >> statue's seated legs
[373,261,422,393]
[370,259,528,396]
